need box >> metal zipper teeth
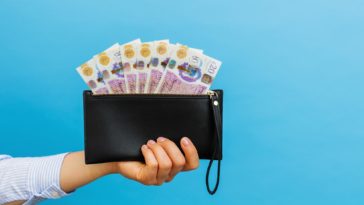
[89,90,216,97]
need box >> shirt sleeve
[0,153,71,205]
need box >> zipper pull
[207,90,219,106]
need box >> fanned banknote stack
[76,39,222,95]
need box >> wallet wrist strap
[206,92,222,195]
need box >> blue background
[0,0,363,204]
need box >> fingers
[147,140,172,185]
[180,137,199,171]
[136,137,199,186]
[156,137,186,182]
[138,145,158,185]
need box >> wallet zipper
[89,89,217,98]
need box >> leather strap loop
[206,92,222,195]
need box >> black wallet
[83,89,223,194]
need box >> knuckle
[149,162,158,169]
[135,171,143,182]
[174,157,186,168]
[160,161,172,170]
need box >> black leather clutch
[83,89,223,194]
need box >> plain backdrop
[0,0,363,204]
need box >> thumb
[180,137,199,171]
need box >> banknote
[157,45,221,94]
[135,41,154,93]
[192,54,222,94]
[155,44,203,93]
[120,39,141,93]
[93,43,126,94]
[76,58,110,94]
[145,40,173,93]
[77,39,222,95]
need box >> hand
[113,136,199,185]
[59,137,199,193]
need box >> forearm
[60,151,116,193]
[1,152,116,205]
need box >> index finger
[139,144,158,184]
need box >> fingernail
[182,137,190,146]
[147,140,156,145]
[157,136,166,142]
[141,145,148,150]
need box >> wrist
[86,161,117,178]
[105,162,119,174]
[61,151,118,193]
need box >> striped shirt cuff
[28,153,70,199]
[0,153,71,204]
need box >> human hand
[113,136,199,185]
